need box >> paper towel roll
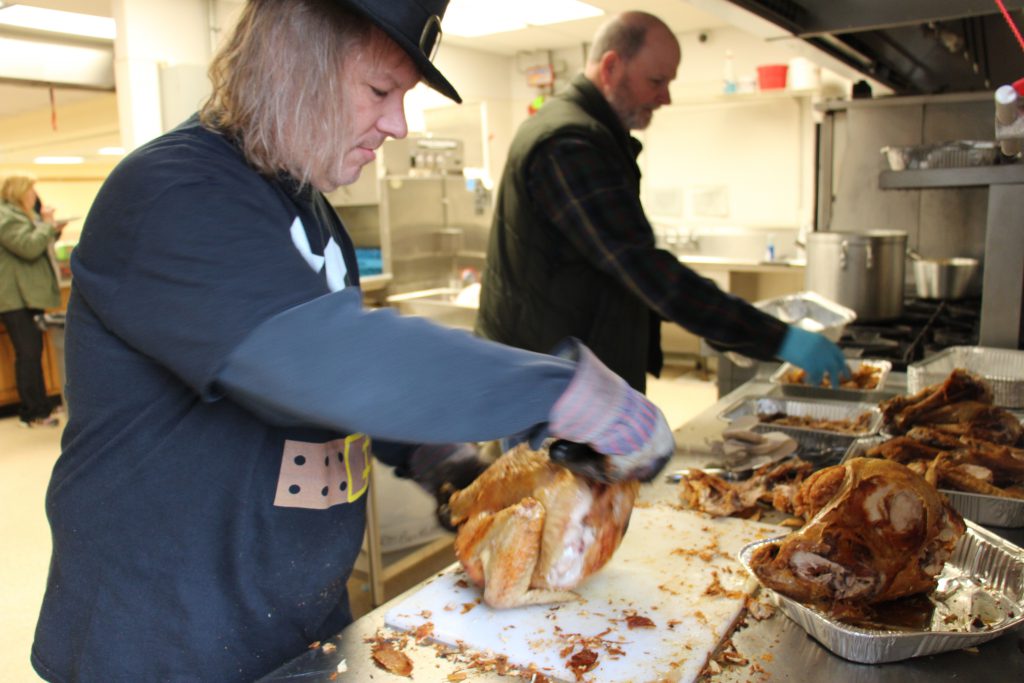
[787,57,820,90]
[995,85,1020,156]
[996,85,1019,124]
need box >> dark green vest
[475,76,661,391]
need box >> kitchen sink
[386,287,478,330]
[661,228,801,264]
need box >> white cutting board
[385,503,781,683]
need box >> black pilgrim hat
[340,0,462,103]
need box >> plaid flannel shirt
[524,134,788,361]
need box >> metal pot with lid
[805,230,907,322]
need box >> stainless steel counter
[259,369,1024,682]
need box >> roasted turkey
[748,458,965,619]
[870,369,1024,499]
[880,368,1022,445]
[445,443,638,608]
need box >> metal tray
[738,521,1024,663]
[907,346,1024,408]
[749,424,854,470]
[754,291,857,343]
[720,396,883,437]
[770,359,893,401]
[386,287,477,330]
[844,438,1024,528]
[882,141,999,171]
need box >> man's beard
[608,78,652,130]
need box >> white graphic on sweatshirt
[289,216,347,292]
[274,434,371,509]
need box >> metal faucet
[660,230,699,255]
[677,232,700,253]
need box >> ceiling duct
[720,0,1024,94]
[0,33,114,90]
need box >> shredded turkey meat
[782,364,882,390]
[677,459,813,517]
[759,410,874,435]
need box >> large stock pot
[805,230,907,322]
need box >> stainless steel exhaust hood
[721,0,1024,94]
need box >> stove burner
[839,329,900,355]
[837,297,980,371]
[843,326,913,341]
[931,328,976,348]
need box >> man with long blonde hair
[31,2,674,680]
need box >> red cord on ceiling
[49,86,57,131]
[995,0,1024,54]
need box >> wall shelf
[879,164,1024,189]
[878,163,1024,349]
[666,88,818,107]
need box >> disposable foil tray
[845,438,1024,528]
[738,521,1024,663]
[720,397,882,437]
[770,359,892,402]
[754,291,857,343]
[749,424,854,470]
[908,346,1024,408]
[881,141,998,171]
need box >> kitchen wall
[3,17,855,249]
[0,0,242,245]
[0,94,120,245]
[821,95,993,260]
[423,25,854,241]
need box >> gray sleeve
[215,288,576,444]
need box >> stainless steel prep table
[259,367,1024,682]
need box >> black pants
[1,308,51,422]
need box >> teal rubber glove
[777,326,849,388]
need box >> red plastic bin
[757,64,788,90]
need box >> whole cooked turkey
[748,457,966,619]
[445,444,637,608]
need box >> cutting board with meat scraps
[384,503,781,683]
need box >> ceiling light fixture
[0,5,116,40]
[444,0,603,38]
[34,156,85,165]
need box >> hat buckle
[419,14,442,61]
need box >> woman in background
[0,173,62,427]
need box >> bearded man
[476,11,846,393]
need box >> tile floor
[1,412,63,682]
[0,366,717,682]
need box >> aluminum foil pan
[908,346,1024,408]
[720,397,882,437]
[738,521,1024,663]
[941,490,1024,529]
[770,359,892,402]
[750,424,854,470]
[844,438,1024,528]
[755,291,857,343]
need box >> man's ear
[597,50,621,89]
